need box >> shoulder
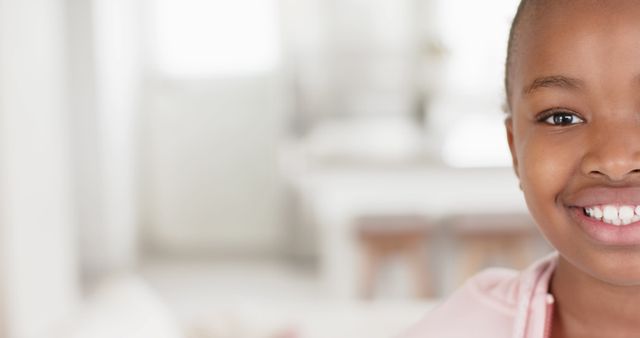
[398,253,557,338]
[398,268,519,338]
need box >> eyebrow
[522,75,584,95]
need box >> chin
[575,249,640,287]
[594,272,640,287]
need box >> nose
[581,123,640,181]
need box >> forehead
[511,1,640,101]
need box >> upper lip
[566,186,640,207]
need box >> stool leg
[506,236,530,269]
[360,244,382,299]
[461,239,487,283]
[405,243,431,298]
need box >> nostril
[588,168,640,181]
[581,152,640,179]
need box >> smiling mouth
[582,205,640,226]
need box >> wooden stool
[356,215,434,299]
[449,213,537,283]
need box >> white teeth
[585,205,640,226]
[593,207,603,220]
[619,206,635,221]
[603,206,619,221]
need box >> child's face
[506,1,640,285]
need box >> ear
[505,116,520,179]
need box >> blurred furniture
[284,166,527,298]
[449,213,537,282]
[356,215,435,299]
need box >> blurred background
[0,0,552,337]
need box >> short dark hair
[505,0,535,112]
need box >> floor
[138,257,434,338]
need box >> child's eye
[538,110,585,126]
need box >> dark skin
[506,1,640,337]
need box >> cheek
[518,134,571,203]
[516,134,576,240]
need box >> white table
[289,166,528,298]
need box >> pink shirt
[399,253,558,338]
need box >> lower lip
[571,207,640,246]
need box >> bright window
[148,0,280,77]
[435,0,520,167]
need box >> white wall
[0,0,79,336]
[81,0,141,277]
[66,0,106,284]
[138,0,288,256]
[141,75,288,255]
